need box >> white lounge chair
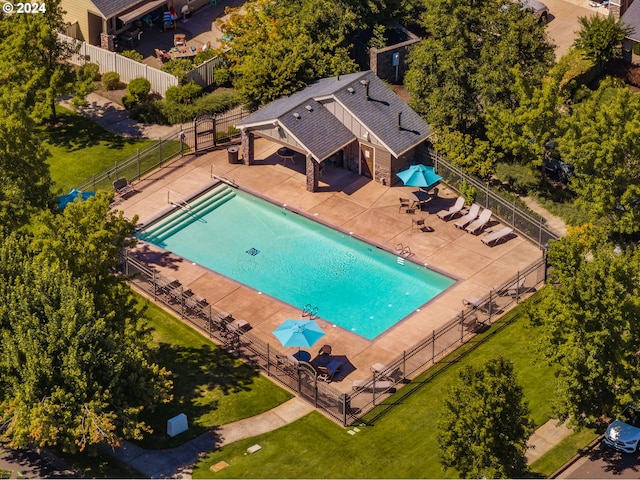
[481,226,514,246]
[454,203,480,229]
[465,209,492,234]
[436,196,465,220]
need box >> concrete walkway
[100,397,314,479]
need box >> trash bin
[337,393,351,414]
[227,146,239,164]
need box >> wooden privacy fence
[120,248,547,427]
[59,33,179,96]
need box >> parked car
[604,404,640,453]
[521,0,549,22]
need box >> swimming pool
[138,184,455,339]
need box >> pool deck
[117,138,542,393]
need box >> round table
[293,350,311,362]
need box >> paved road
[558,439,640,478]
[544,0,608,58]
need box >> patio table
[170,45,197,59]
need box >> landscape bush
[101,71,121,90]
[121,93,138,110]
[193,49,217,66]
[127,77,151,102]
[165,82,202,105]
[214,66,231,86]
[79,62,100,81]
[130,91,241,125]
[120,49,143,62]
[494,161,539,195]
[161,59,193,84]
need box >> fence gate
[192,114,216,153]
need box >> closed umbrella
[396,164,442,190]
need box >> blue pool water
[138,184,455,339]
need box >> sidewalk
[58,92,177,139]
[100,397,314,479]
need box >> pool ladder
[167,189,192,212]
[302,304,318,320]
[395,243,413,258]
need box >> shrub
[161,59,193,84]
[120,49,143,62]
[214,66,231,86]
[191,91,239,114]
[130,101,170,125]
[79,62,100,81]
[193,48,217,66]
[165,82,202,104]
[121,93,139,110]
[459,179,477,205]
[127,77,151,102]
[101,71,121,90]
[494,161,539,195]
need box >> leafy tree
[0,196,173,452]
[558,84,640,234]
[405,0,554,136]
[527,225,640,427]
[486,66,565,177]
[438,357,534,478]
[432,129,501,178]
[573,15,631,74]
[0,86,52,229]
[0,0,80,124]
[220,0,358,107]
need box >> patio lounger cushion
[454,203,480,229]
[481,226,514,246]
[436,196,465,220]
[465,209,492,234]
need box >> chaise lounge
[465,208,492,235]
[454,203,480,229]
[113,177,135,199]
[436,196,465,220]
[481,226,514,246]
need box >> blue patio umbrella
[56,189,96,210]
[272,319,325,349]
[396,164,442,190]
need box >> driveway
[544,0,608,58]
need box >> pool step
[139,185,235,243]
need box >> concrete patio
[116,138,543,393]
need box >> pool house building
[235,71,434,192]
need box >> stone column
[241,130,254,165]
[306,155,318,192]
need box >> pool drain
[246,248,260,256]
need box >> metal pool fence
[120,252,548,426]
[419,148,560,250]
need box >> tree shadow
[137,342,260,449]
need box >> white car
[521,0,549,22]
[604,404,640,453]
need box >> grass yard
[136,296,293,449]
[192,298,592,478]
[42,106,156,193]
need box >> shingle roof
[622,1,640,43]
[279,100,355,161]
[91,0,148,19]
[237,71,432,159]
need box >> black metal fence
[418,148,560,250]
[120,251,547,426]
[74,108,251,193]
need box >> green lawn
[42,106,156,193]
[192,299,588,478]
[136,297,293,449]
